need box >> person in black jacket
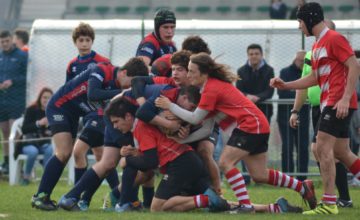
[236,44,275,123]
[277,51,309,181]
[19,87,53,185]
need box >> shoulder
[94,53,111,63]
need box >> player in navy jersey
[66,22,114,188]
[136,9,177,67]
[66,22,110,82]
[31,58,148,211]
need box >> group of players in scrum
[30,3,360,215]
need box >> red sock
[193,195,209,208]
[225,168,251,205]
[268,203,281,213]
[268,169,304,194]
[322,194,337,205]
[349,159,360,180]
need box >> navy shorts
[155,151,209,200]
[317,106,354,139]
[46,103,79,138]
[0,105,24,122]
[227,128,269,155]
[79,114,105,148]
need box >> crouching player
[106,97,229,212]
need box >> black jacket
[236,62,275,121]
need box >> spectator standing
[13,29,29,52]
[270,0,287,19]
[0,30,28,174]
[236,44,275,123]
[277,50,309,181]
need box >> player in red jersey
[271,2,360,215]
[156,53,317,213]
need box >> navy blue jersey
[50,63,121,118]
[66,50,110,82]
[135,32,176,66]
[104,84,174,148]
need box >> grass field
[0,176,360,220]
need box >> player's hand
[155,95,171,110]
[2,80,12,89]
[177,124,190,139]
[289,113,299,128]
[246,94,260,103]
[120,145,136,156]
[119,157,126,168]
[333,98,349,119]
[270,77,286,89]
[38,117,48,127]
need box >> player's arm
[135,95,180,131]
[131,76,156,105]
[125,148,159,172]
[270,72,317,90]
[177,118,215,144]
[87,76,121,101]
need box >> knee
[26,147,39,159]
[218,157,231,173]
[99,158,117,171]
[55,151,72,163]
[150,201,163,212]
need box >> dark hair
[247,44,263,54]
[179,85,201,105]
[181,36,211,55]
[355,50,360,59]
[14,29,29,44]
[31,87,53,109]
[72,22,95,43]
[105,97,137,118]
[171,50,192,71]
[122,57,149,77]
[190,53,238,83]
[0,30,11,38]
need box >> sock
[120,166,139,205]
[111,186,121,200]
[225,168,251,206]
[75,167,87,184]
[106,168,120,189]
[322,194,337,205]
[335,162,351,201]
[37,155,65,196]
[268,169,304,195]
[194,195,209,208]
[268,203,281,213]
[66,168,103,201]
[349,158,360,180]
[142,186,154,208]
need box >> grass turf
[0,176,359,220]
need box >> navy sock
[336,162,351,201]
[37,155,65,196]
[111,186,121,200]
[75,167,87,184]
[106,168,120,189]
[120,166,139,205]
[142,186,154,208]
[66,168,103,201]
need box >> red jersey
[133,120,193,169]
[198,78,269,134]
[311,29,357,109]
